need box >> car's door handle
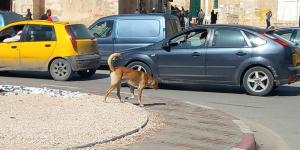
[11,46,17,49]
[236,51,247,56]
[192,52,201,57]
[45,44,51,47]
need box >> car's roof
[99,13,178,20]
[194,24,269,32]
[276,27,300,30]
[4,20,79,26]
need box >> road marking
[232,120,253,134]
[41,84,80,90]
[184,101,214,109]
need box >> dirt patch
[0,93,148,150]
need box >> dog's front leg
[137,87,144,107]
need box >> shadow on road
[131,102,167,107]
[159,83,300,97]
[0,71,109,81]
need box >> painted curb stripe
[232,120,253,134]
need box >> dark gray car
[115,24,300,96]
[88,14,181,65]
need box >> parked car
[274,27,300,45]
[115,24,300,96]
[0,20,100,81]
[88,13,181,65]
[0,11,24,28]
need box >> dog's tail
[107,53,121,72]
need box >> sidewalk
[124,95,256,150]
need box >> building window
[214,0,218,9]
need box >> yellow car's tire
[50,58,73,81]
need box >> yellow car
[0,20,100,81]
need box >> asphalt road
[1,70,300,150]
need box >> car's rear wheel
[78,69,96,78]
[243,67,274,96]
[50,58,73,81]
[127,61,152,74]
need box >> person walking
[210,10,218,24]
[25,9,32,20]
[266,11,272,29]
[40,9,52,21]
[198,9,205,25]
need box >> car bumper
[65,54,100,71]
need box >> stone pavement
[98,90,256,150]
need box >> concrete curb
[0,85,150,150]
[61,106,149,150]
[184,101,256,150]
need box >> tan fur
[104,53,158,106]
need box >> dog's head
[148,74,159,89]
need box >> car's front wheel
[49,58,73,81]
[243,67,274,96]
[77,69,96,78]
[127,61,152,74]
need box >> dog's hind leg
[117,84,124,103]
[103,85,116,103]
[125,85,135,100]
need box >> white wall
[277,0,299,21]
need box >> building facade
[1,0,299,27]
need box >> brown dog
[103,53,158,106]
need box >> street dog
[103,53,158,106]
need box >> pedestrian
[25,8,32,20]
[266,10,272,29]
[187,11,192,26]
[210,10,217,24]
[198,9,205,25]
[179,11,185,29]
[40,9,52,21]
[195,9,199,24]
[184,12,189,29]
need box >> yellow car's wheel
[50,58,73,81]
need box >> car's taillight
[65,26,78,52]
[262,33,289,47]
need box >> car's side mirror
[162,41,171,51]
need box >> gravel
[0,85,149,150]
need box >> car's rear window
[67,24,93,39]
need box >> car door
[0,24,25,68]
[205,27,252,83]
[157,29,207,82]
[89,19,115,65]
[19,24,56,69]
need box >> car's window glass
[117,19,160,38]
[294,30,300,43]
[24,25,56,42]
[166,19,182,38]
[274,29,293,41]
[67,24,93,39]
[244,31,266,47]
[212,28,247,48]
[170,30,208,49]
[89,20,114,38]
[0,25,25,43]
